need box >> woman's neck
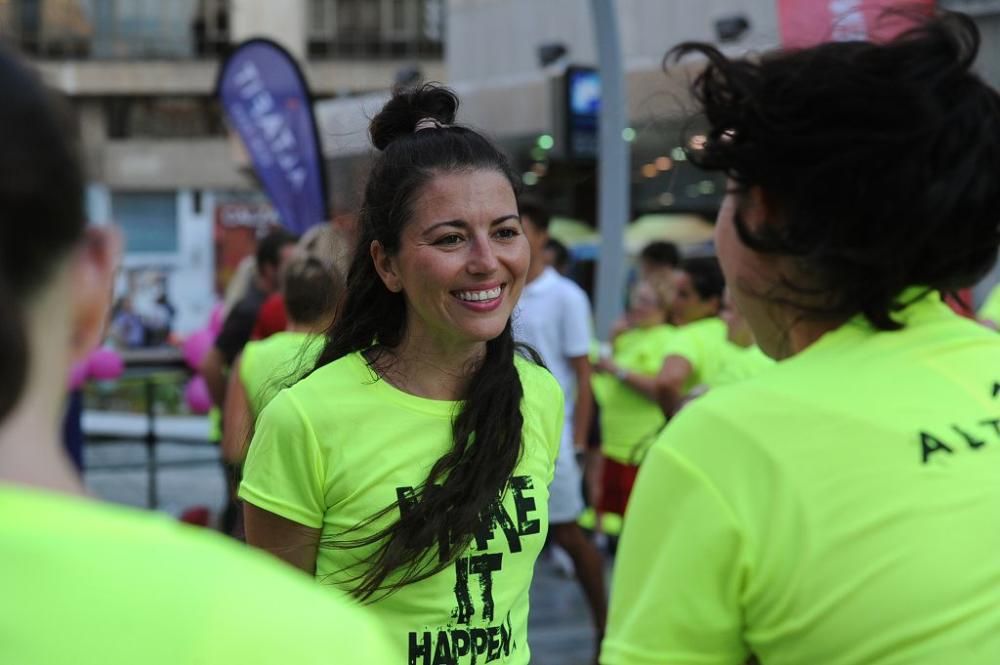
[0,397,85,496]
[375,332,485,401]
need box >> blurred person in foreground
[602,13,1000,665]
[0,43,396,664]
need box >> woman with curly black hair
[603,13,1000,665]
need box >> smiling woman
[239,84,564,664]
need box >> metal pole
[590,0,630,341]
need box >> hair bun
[369,83,459,151]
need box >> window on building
[113,192,178,254]
[0,0,230,59]
[105,96,225,139]
[307,0,443,59]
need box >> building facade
[2,0,446,336]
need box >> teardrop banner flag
[777,0,934,48]
[216,39,328,235]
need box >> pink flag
[777,0,934,48]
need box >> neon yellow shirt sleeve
[602,411,750,665]
[664,318,728,391]
[240,390,327,528]
[978,283,1000,325]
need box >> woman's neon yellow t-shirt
[662,316,728,391]
[603,293,1000,665]
[240,351,563,665]
[239,331,324,417]
[978,283,1000,325]
[0,485,399,664]
[700,341,773,389]
[592,325,676,464]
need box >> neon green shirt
[592,325,676,464]
[240,352,563,665]
[664,316,728,391]
[700,341,773,389]
[978,283,1000,325]
[603,293,1000,665]
[239,331,324,417]
[0,485,399,664]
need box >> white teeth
[456,286,502,302]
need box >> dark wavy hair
[0,46,85,421]
[311,83,529,600]
[668,12,1000,330]
[680,256,724,303]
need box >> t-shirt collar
[798,287,951,359]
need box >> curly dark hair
[668,12,1000,330]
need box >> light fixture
[715,15,750,43]
[523,172,539,186]
[671,147,687,161]
[538,43,568,68]
[642,164,658,178]
[655,156,672,171]
[622,127,636,142]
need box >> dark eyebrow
[423,215,520,234]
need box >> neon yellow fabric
[663,316,728,391]
[603,293,1000,665]
[700,341,773,389]
[978,283,1000,325]
[0,485,399,664]
[209,406,221,442]
[239,331,323,418]
[240,352,563,665]
[592,325,676,464]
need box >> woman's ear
[370,240,402,293]
[741,185,779,232]
[68,226,121,364]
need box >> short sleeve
[666,327,702,369]
[561,284,594,359]
[601,415,750,665]
[239,391,327,528]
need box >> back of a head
[282,254,342,327]
[681,256,725,302]
[640,241,681,269]
[0,46,85,420]
[256,228,298,273]
[670,12,1000,329]
[518,198,552,232]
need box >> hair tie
[414,117,447,133]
